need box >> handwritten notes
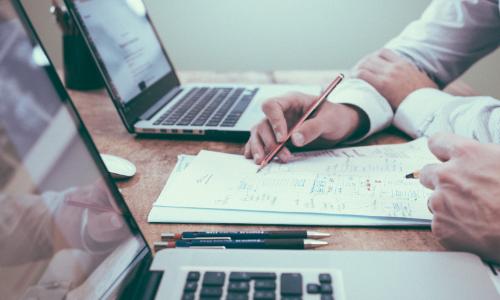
[157,139,438,220]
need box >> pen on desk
[257,74,344,173]
[65,198,115,213]
[161,230,330,240]
[154,239,328,250]
[405,170,420,179]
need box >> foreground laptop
[2,2,500,299]
[57,0,320,139]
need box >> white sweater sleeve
[328,78,393,143]
[394,88,500,143]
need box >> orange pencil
[257,74,344,173]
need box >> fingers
[88,212,125,242]
[353,68,382,87]
[244,141,251,158]
[245,120,294,164]
[257,121,293,162]
[261,94,312,143]
[248,127,266,164]
[427,191,446,216]
[378,48,401,62]
[427,133,454,162]
[419,163,441,190]
[355,54,387,73]
[351,53,383,87]
[427,132,478,162]
[261,100,288,142]
[292,117,325,147]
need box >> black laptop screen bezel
[10,0,156,296]
[64,0,181,133]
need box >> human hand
[55,181,128,252]
[244,92,368,164]
[420,133,500,264]
[352,48,438,110]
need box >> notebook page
[160,139,438,220]
[151,155,430,226]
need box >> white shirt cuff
[394,88,455,138]
[328,79,393,143]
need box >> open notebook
[149,139,438,226]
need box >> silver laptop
[4,2,500,299]
[61,0,320,139]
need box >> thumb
[88,212,125,242]
[418,163,440,190]
[427,132,474,162]
[291,118,324,147]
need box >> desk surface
[69,70,445,252]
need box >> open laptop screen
[71,0,172,106]
[0,3,148,299]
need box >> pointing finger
[261,100,288,143]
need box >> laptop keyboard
[181,269,341,300]
[153,87,258,128]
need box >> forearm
[385,0,500,88]
[0,193,58,265]
[394,89,500,143]
[328,78,393,143]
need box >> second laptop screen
[73,0,172,105]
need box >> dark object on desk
[63,33,104,90]
[51,0,104,90]
[161,230,330,240]
[154,239,328,251]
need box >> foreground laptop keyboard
[181,270,341,300]
[154,87,258,128]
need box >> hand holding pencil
[244,74,369,167]
[55,182,128,247]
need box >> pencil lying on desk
[256,74,344,173]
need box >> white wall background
[23,0,500,97]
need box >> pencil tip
[161,233,179,240]
[153,241,170,251]
[405,173,414,179]
[307,231,331,238]
[304,239,328,249]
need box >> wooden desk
[69,71,446,252]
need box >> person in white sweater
[245,0,500,263]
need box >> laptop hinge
[139,87,182,121]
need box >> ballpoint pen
[154,239,328,250]
[161,230,330,240]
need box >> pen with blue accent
[154,239,328,251]
[161,230,330,240]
